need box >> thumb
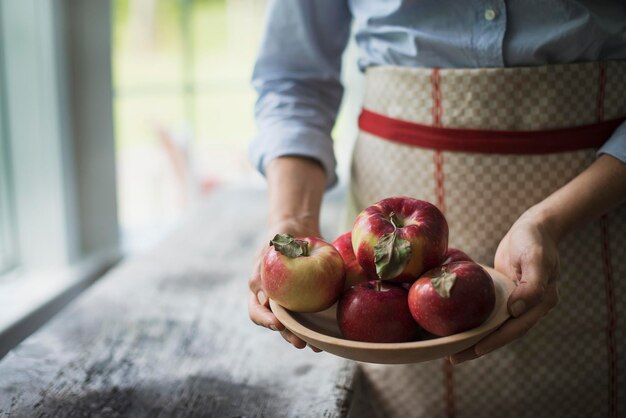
[507,256,549,318]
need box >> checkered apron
[348,62,626,418]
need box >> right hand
[248,219,323,351]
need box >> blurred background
[113,0,266,252]
[0,0,362,352]
[112,0,361,252]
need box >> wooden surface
[0,187,357,417]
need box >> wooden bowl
[269,266,516,364]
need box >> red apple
[337,280,420,343]
[332,232,375,289]
[261,234,345,312]
[442,248,473,265]
[352,197,448,283]
[408,261,495,336]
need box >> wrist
[266,156,326,238]
[522,204,565,243]
[521,155,626,244]
[268,216,321,238]
[269,212,319,228]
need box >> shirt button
[484,8,497,21]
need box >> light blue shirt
[251,0,626,188]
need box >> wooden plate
[269,266,516,364]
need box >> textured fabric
[349,63,625,418]
[250,0,626,188]
[362,62,626,130]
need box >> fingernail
[257,290,267,305]
[269,325,278,331]
[474,346,491,357]
[510,300,526,317]
[449,356,463,365]
[450,347,479,365]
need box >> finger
[448,347,478,365]
[494,234,520,282]
[507,253,550,317]
[450,284,558,365]
[248,292,284,331]
[248,273,269,310]
[475,287,556,356]
[248,274,261,294]
[494,255,521,285]
[280,329,307,349]
[309,345,322,353]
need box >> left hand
[449,208,560,365]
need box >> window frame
[0,87,16,276]
[0,0,121,358]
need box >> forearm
[266,156,326,233]
[530,154,626,241]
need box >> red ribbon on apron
[358,108,625,154]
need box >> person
[247,2,626,417]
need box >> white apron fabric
[348,62,626,418]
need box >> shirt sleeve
[598,121,626,164]
[249,0,352,189]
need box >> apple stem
[375,280,382,292]
[389,212,398,230]
[299,240,309,257]
[389,211,406,229]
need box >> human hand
[248,219,323,351]
[449,208,560,364]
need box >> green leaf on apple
[430,269,457,298]
[270,233,309,258]
[374,232,411,280]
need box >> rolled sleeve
[598,120,626,163]
[250,122,339,188]
[250,0,352,189]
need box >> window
[0,106,16,276]
[0,19,15,277]
[0,0,120,357]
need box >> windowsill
[0,248,121,358]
